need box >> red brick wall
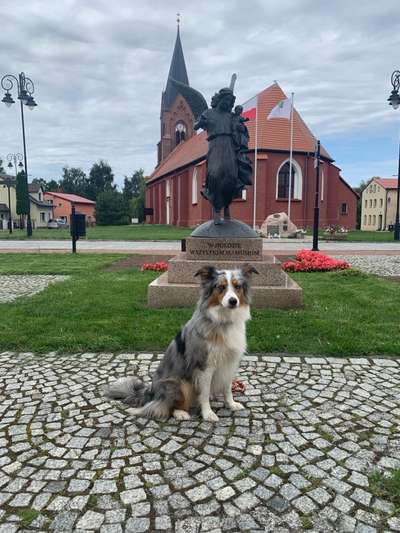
[145,151,357,229]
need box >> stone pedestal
[147,231,303,309]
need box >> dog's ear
[242,264,259,278]
[194,265,217,283]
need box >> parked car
[47,218,69,229]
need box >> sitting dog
[104,264,258,422]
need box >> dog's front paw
[202,409,219,422]
[173,409,191,421]
[228,401,245,411]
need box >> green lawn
[0,224,192,241]
[1,225,399,242]
[0,254,399,355]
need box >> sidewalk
[0,351,399,532]
[1,238,400,255]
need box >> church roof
[149,82,333,183]
[162,26,189,111]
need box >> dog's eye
[218,285,226,293]
[234,283,242,290]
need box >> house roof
[29,195,53,208]
[28,182,41,193]
[45,192,95,204]
[148,82,332,183]
[375,178,399,189]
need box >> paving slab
[0,352,399,531]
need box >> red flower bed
[141,261,169,272]
[282,250,350,272]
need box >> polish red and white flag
[241,95,258,120]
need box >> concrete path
[0,352,399,532]
[0,238,400,254]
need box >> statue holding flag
[171,74,253,225]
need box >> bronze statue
[171,76,253,225]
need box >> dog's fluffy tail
[103,377,151,407]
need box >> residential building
[0,174,53,229]
[44,192,96,225]
[361,178,399,230]
[145,26,358,229]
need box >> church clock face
[175,121,187,145]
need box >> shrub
[283,250,350,272]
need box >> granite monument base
[147,251,303,309]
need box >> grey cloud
[1,0,400,187]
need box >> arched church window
[175,122,187,145]
[276,160,302,200]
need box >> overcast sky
[1,0,400,188]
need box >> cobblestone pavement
[0,276,70,303]
[1,352,400,532]
[335,255,400,277]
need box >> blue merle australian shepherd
[104,265,258,422]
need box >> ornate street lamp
[6,153,24,234]
[388,70,400,241]
[1,72,38,237]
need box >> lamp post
[6,153,23,234]
[387,70,400,241]
[312,140,321,251]
[1,72,38,237]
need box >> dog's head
[194,264,258,310]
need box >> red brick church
[145,25,357,229]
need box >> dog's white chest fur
[206,305,249,394]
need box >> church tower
[157,18,195,164]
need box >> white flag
[267,98,291,120]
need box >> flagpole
[288,92,294,222]
[252,96,258,229]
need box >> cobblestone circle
[1,352,400,532]
[335,255,400,277]
[0,276,70,303]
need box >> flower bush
[141,261,169,272]
[282,250,350,272]
[324,225,348,235]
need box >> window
[341,203,348,215]
[175,122,187,145]
[40,212,45,222]
[388,196,391,203]
[38,192,42,201]
[192,168,198,204]
[374,199,377,207]
[166,180,171,198]
[241,188,247,200]
[380,198,383,207]
[276,159,302,200]
[369,199,372,208]
[373,214,376,225]
[364,215,367,225]
[368,215,371,224]
[364,200,367,208]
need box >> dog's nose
[228,297,238,307]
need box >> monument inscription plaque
[186,236,263,261]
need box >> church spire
[162,16,189,110]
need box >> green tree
[95,190,130,226]
[123,169,145,199]
[31,178,49,192]
[123,169,146,222]
[59,167,89,196]
[46,179,60,192]
[0,158,4,174]
[87,160,115,200]
[16,170,29,215]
